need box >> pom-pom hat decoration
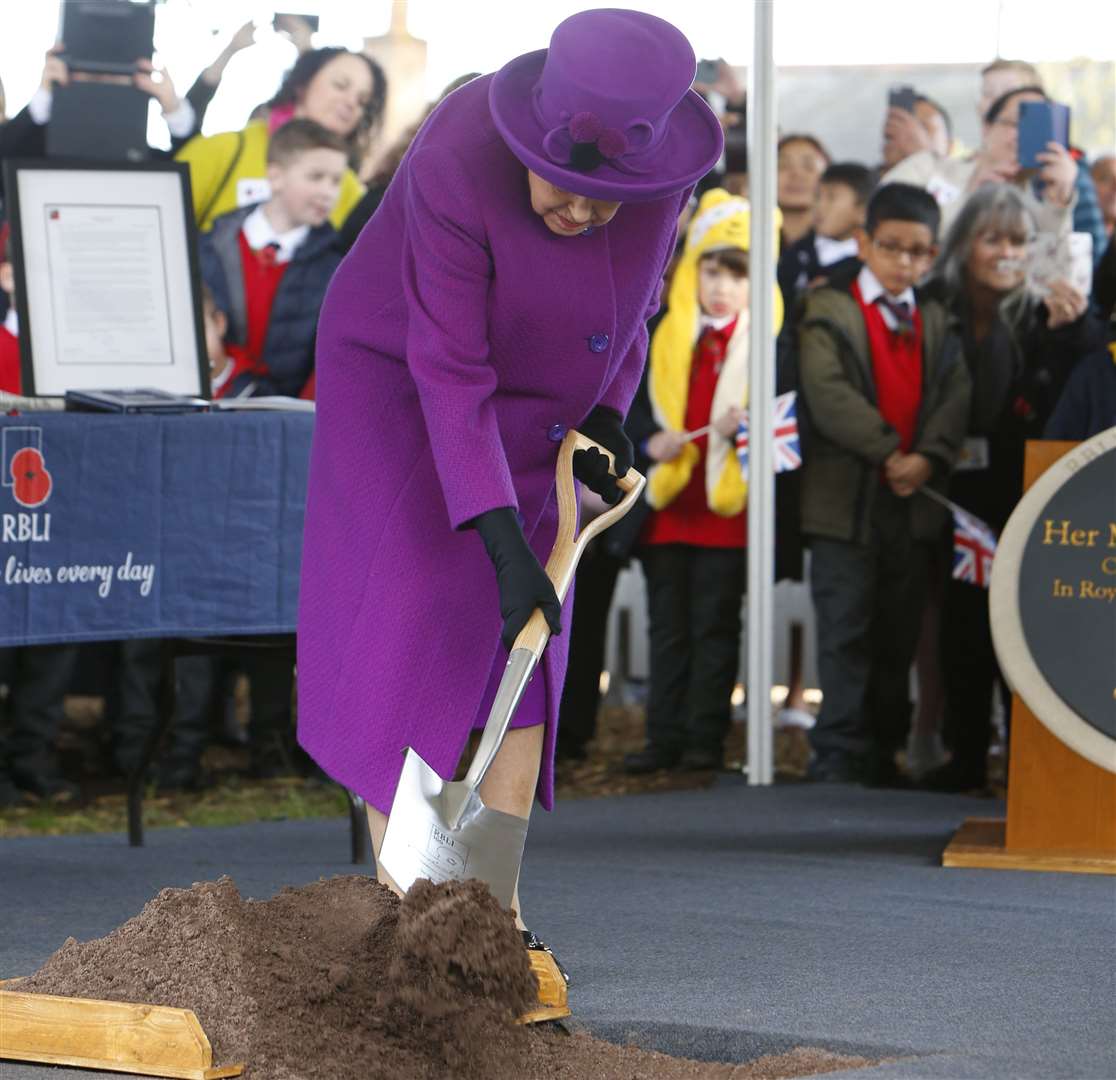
[489,8,724,203]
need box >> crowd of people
[0,15,1113,810]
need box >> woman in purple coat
[297,9,721,949]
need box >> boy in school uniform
[624,189,783,774]
[199,119,347,400]
[778,162,874,315]
[797,182,970,786]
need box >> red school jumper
[641,319,747,549]
[851,280,924,454]
[0,321,21,395]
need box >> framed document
[3,159,210,397]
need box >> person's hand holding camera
[1035,142,1076,208]
[40,43,69,92]
[968,154,1018,192]
[883,107,933,162]
[133,60,181,116]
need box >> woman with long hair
[920,184,1104,791]
[176,47,386,231]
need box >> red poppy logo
[10,446,52,508]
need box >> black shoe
[154,760,209,793]
[679,748,723,771]
[0,777,27,809]
[805,756,860,783]
[622,747,682,775]
[11,769,80,804]
[555,741,588,763]
[920,759,988,794]
[522,929,570,986]
[861,756,912,790]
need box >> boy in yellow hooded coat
[624,189,783,774]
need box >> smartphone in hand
[1017,100,1070,169]
[272,12,320,34]
[888,85,918,113]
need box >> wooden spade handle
[510,429,645,661]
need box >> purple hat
[489,8,724,203]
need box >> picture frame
[3,158,210,398]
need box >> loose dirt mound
[18,875,876,1079]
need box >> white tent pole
[745,0,776,786]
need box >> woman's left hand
[573,406,633,505]
[1035,142,1077,208]
[1042,279,1088,328]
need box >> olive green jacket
[797,273,971,544]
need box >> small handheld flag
[951,507,998,588]
[735,391,801,478]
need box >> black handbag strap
[198,127,246,229]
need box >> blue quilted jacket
[199,204,342,397]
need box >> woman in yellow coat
[176,47,384,230]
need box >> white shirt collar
[857,265,916,330]
[700,312,737,332]
[210,357,234,395]
[814,234,859,268]
[241,206,309,264]
[3,309,18,337]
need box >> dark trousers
[0,645,80,779]
[112,641,293,773]
[556,537,624,755]
[807,491,929,770]
[939,575,1000,785]
[638,543,747,757]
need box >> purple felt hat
[489,8,724,203]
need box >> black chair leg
[126,640,176,847]
[347,790,369,864]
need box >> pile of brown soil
[18,876,877,1079]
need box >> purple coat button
[588,333,609,353]
[547,424,567,442]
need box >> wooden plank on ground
[0,988,245,1078]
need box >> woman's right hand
[1042,279,1088,329]
[647,430,687,463]
[967,154,1018,192]
[41,43,68,92]
[471,508,562,651]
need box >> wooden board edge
[943,817,1116,875]
[0,988,245,1078]
[516,1004,572,1026]
[0,1048,243,1079]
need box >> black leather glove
[573,405,633,505]
[471,508,562,651]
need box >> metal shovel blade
[378,649,536,909]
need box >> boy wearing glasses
[797,182,970,786]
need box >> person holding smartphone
[883,85,1078,252]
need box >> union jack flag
[735,391,802,478]
[952,507,998,587]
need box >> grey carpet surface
[1,777,1114,1078]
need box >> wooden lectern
[943,440,1116,875]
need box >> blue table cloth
[0,411,312,646]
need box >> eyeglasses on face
[872,238,935,263]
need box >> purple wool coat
[297,75,686,815]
